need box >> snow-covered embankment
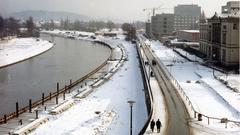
[0,38,53,68]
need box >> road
[139,36,191,135]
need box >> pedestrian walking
[150,119,155,132]
[156,119,162,133]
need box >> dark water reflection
[0,34,111,116]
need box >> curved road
[139,36,191,135]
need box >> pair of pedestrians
[150,119,162,133]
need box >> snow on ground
[140,48,167,135]
[0,38,53,68]
[93,36,148,135]
[31,99,115,135]
[41,29,95,40]
[174,48,203,62]
[217,74,240,92]
[146,40,240,131]
[30,34,148,135]
[144,78,167,135]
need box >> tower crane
[143,5,164,16]
[143,4,172,22]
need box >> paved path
[139,36,191,135]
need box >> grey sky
[0,0,230,21]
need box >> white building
[222,1,240,14]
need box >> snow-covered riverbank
[21,34,147,135]
[0,38,53,68]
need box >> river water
[0,34,111,116]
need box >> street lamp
[127,100,135,135]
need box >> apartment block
[174,4,201,31]
[151,13,174,39]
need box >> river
[0,34,111,116]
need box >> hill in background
[10,10,90,21]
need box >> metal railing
[136,41,154,135]
[0,40,113,125]
[143,39,240,129]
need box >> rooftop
[178,30,200,33]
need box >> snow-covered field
[0,38,53,68]
[30,34,148,135]
[146,39,240,131]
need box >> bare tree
[50,19,55,29]
[26,16,34,36]
[121,23,136,40]
[0,16,4,39]
[107,21,115,31]
[6,17,20,36]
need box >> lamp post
[127,100,135,135]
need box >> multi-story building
[199,11,239,67]
[222,1,240,14]
[151,13,174,39]
[145,22,151,38]
[174,4,201,31]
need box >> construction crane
[143,4,172,22]
[143,4,164,17]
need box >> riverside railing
[0,40,113,125]
[141,38,240,129]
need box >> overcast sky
[0,0,230,21]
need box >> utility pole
[127,100,135,135]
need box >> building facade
[145,22,151,38]
[222,1,240,14]
[177,30,199,42]
[174,4,201,31]
[199,12,239,67]
[151,13,174,39]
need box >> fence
[0,40,113,125]
[147,41,240,128]
[136,40,154,135]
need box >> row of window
[175,22,196,24]
[175,25,194,27]
[200,32,227,44]
[209,23,238,30]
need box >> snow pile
[0,38,53,68]
[217,74,240,92]
[31,98,116,135]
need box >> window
[233,23,238,30]
[223,25,227,29]
[222,33,226,44]
[222,49,226,62]
[209,32,212,41]
[164,18,167,21]
[164,29,167,33]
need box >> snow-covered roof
[178,30,200,33]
